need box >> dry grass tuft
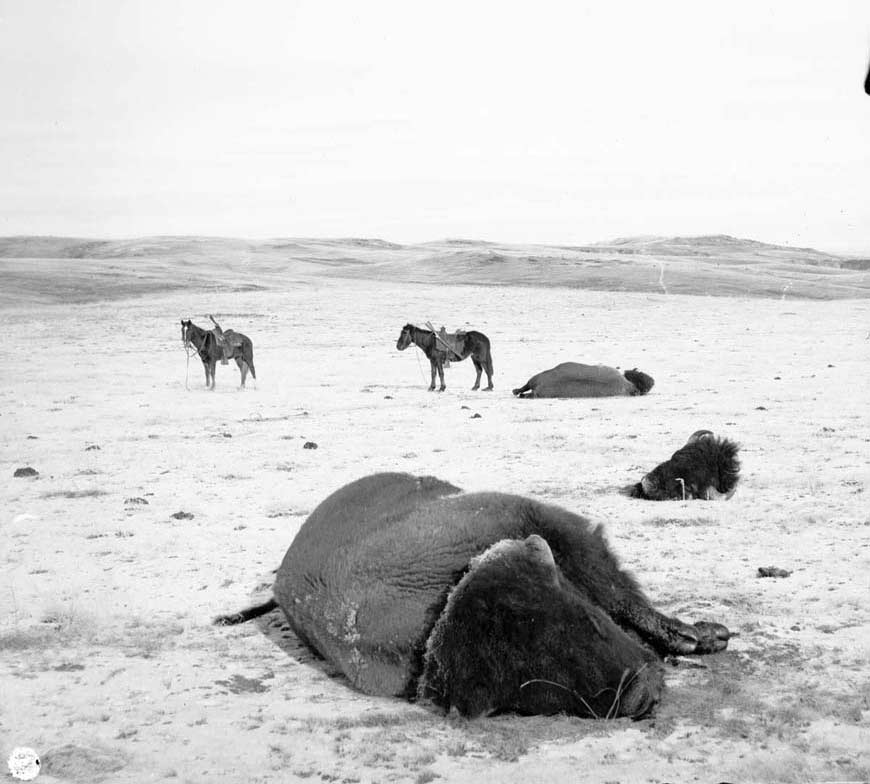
[642,516,717,527]
[41,488,108,499]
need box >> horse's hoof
[471,386,479,391]
[438,387,446,393]
[484,386,494,391]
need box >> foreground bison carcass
[628,430,741,500]
[216,473,729,718]
[512,363,654,398]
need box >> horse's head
[181,319,193,346]
[396,324,414,351]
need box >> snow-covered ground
[2,274,869,783]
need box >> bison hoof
[691,621,731,653]
[670,624,701,654]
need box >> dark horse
[396,324,494,392]
[181,318,256,389]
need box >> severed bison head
[629,430,741,501]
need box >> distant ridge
[593,234,845,264]
[1,234,868,304]
[606,233,783,248]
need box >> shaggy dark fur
[216,473,730,719]
[181,318,256,389]
[622,368,655,396]
[396,323,494,392]
[512,362,654,398]
[419,537,662,719]
[629,432,741,500]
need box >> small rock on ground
[757,566,791,578]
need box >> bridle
[183,322,210,354]
[399,326,416,349]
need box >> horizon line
[1,232,867,258]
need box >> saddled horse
[181,317,256,389]
[396,323,494,392]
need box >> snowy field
[2,268,869,783]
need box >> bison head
[418,535,663,719]
[623,368,655,396]
[628,431,740,501]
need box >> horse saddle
[435,326,466,362]
[212,328,244,364]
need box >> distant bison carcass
[628,430,741,501]
[512,363,654,398]
[216,473,730,719]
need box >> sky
[1,1,868,253]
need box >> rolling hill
[1,234,868,305]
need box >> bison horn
[640,475,655,497]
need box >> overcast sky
[1,1,868,252]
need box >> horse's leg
[235,357,247,388]
[483,348,494,390]
[209,359,216,390]
[471,357,483,391]
[429,359,437,392]
[437,359,446,392]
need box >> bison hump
[291,473,462,551]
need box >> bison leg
[526,503,730,656]
[615,602,731,655]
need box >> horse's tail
[469,331,493,376]
[243,339,256,379]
